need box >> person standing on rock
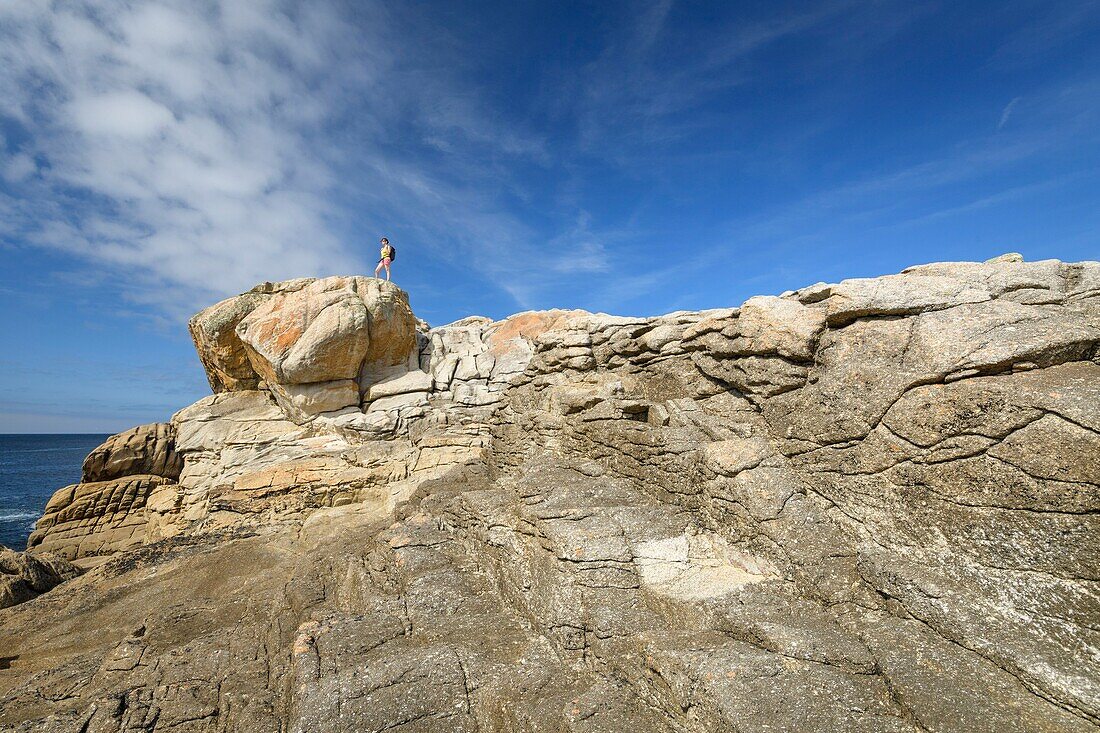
[374,237,396,281]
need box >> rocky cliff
[1,256,1098,732]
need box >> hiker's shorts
[379,257,392,266]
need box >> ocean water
[0,434,108,550]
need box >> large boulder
[82,422,182,482]
[188,279,320,393]
[188,292,269,392]
[234,277,417,420]
[187,276,420,421]
[237,280,369,386]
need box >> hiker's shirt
[380,245,392,261]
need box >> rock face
[2,257,1099,733]
[0,547,80,610]
[190,276,419,421]
[27,423,183,563]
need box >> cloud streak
[998,96,1022,129]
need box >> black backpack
[388,245,396,261]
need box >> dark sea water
[0,434,108,550]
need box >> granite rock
[81,423,181,483]
[6,256,1099,733]
[0,547,81,609]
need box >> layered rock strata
[2,256,1098,732]
[27,423,183,563]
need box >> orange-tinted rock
[234,277,418,419]
[188,292,269,392]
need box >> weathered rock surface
[0,547,80,610]
[81,423,182,483]
[27,475,176,562]
[3,257,1098,732]
[188,291,269,392]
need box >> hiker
[374,237,396,280]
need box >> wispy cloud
[0,0,570,317]
[564,0,922,161]
[545,212,612,275]
[0,1,368,316]
[998,96,1022,130]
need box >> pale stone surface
[364,369,432,400]
[735,295,826,360]
[819,273,992,324]
[365,391,429,413]
[7,256,1099,733]
[188,292,268,392]
[82,422,181,482]
[270,379,360,422]
[173,391,300,452]
[634,531,777,600]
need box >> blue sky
[1,0,1098,433]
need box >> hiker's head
[380,237,389,245]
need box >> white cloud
[998,96,1022,130]
[68,91,175,139]
[0,0,610,318]
[2,152,37,183]
[546,212,612,275]
[0,0,364,314]
[569,0,897,155]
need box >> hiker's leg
[374,261,383,277]
[384,263,391,281]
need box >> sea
[0,434,109,550]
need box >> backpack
[388,245,396,261]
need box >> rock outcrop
[190,276,418,421]
[81,423,182,483]
[0,547,80,610]
[26,423,183,564]
[2,257,1098,733]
